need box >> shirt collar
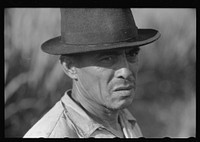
[61,90,102,137]
[61,90,136,138]
[121,108,136,122]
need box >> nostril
[118,75,126,81]
[116,67,133,80]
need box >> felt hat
[41,8,160,55]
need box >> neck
[71,80,120,130]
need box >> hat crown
[60,8,138,45]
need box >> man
[24,8,160,138]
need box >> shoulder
[23,101,77,138]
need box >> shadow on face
[62,46,140,69]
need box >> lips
[114,85,134,92]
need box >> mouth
[114,85,134,92]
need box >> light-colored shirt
[23,90,143,138]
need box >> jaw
[106,94,134,110]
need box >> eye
[127,49,139,57]
[99,55,117,65]
[101,56,113,62]
[126,48,140,62]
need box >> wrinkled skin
[61,46,140,132]
[74,47,140,111]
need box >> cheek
[129,62,139,79]
[78,68,99,92]
[78,67,114,101]
[95,67,115,101]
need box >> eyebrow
[127,46,140,52]
[95,50,122,59]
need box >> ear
[59,56,78,80]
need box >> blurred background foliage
[4,8,196,138]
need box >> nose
[115,54,133,80]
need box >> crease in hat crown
[41,8,161,55]
[60,8,138,44]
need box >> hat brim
[41,29,161,55]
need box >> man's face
[74,47,140,110]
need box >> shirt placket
[119,113,138,138]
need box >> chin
[111,97,134,110]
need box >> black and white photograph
[4,8,196,138]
